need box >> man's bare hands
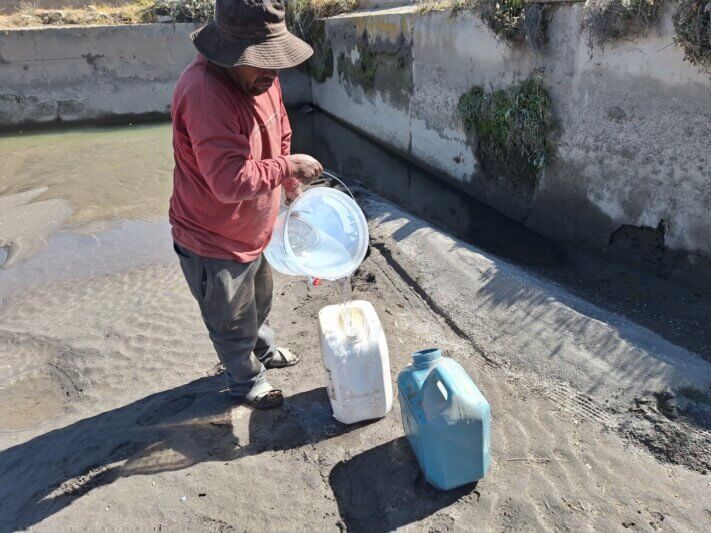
[288,154,323,185]
[285,184,304,205]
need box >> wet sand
[0,124,709,531]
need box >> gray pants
[174,242,277,397]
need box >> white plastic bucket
[264,178,368,280]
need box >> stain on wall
[336,27,413,110]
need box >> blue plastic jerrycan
[397,348,491,490]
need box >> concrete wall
[0,23,312,128]
[311,5,711,277]
[0,12,708,280]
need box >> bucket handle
[282,169,358,274]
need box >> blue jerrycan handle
[423,364,456,411]
[432,365,456,403]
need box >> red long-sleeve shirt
[169,54,300,262]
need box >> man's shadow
[329,438,477,533]
[0,375,353,531]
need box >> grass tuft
[415,0,477,15]
[286,0,358,82]
[415,0,545,47]
[673,0,711,72]
[583,0,664,46]
[148,0,214,22]
[458,77,553,184]
[479,0,527,42]
[286,0,359,38]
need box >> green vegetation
[458,78,553,187]
[479,0,528,42]
[286,0,359,37]
[673,0,711,72]
[286,0,358,82]
[149,0,214,22]
[583,0,664,46]
[415,0,545,47]
[415,0,477,15]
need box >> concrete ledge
[0,23,312,128]
[363,193,711,404]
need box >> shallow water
[1,112,709,359]
[0,124,174,296]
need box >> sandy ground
[0,235,709,531]
[0,124,709,531]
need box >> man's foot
[265,347,300,369]
[234,381,284,409]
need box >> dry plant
[673,0,710,72]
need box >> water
[0,123,173,295]
[295,228,353,280]
[333,277,355,336]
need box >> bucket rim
[283,187,369,280]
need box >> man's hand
[288,154,323,185]
[285,184,304,206]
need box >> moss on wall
[458,78,553,197]
[336,29,413,107]
[307,21,335,84]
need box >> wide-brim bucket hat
[191,0,313,69]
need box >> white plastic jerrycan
[318,300,393,424]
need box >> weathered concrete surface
[314,5,711,280]
[363,194,711,404]
[0,24,312,127]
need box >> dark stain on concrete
[610,220,666,265]
[82,53,105,67]
[336,29,413,110]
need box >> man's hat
[191,0,314,69]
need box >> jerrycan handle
[425,365,456,407]
[283,169,358,268]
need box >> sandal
[265,348,300,369]
[235,388,284,409]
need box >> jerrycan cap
[412,348,443,368]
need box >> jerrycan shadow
[329,437,477,533]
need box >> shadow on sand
[1,375,475,531]
[0,376,351,530]
[329,437,476,533]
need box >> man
[169,0,323,409]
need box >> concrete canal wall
[0,7,709,277]
[311,5,711,275]
[0,23,311,128]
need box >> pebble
[180,496,187,502]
